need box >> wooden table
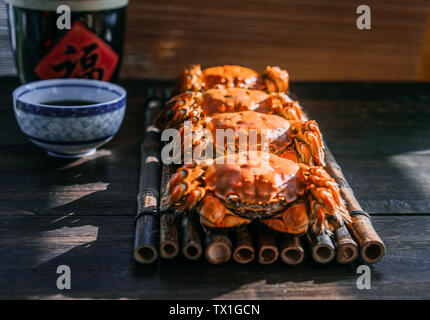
[1,78,429,299]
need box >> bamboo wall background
[0,1,15,76]
[2,0,430,80]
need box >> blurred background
[1,0,430,81]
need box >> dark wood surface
[1,78,430,299]
[2,1,430,81]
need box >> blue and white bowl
[13,79,126,158]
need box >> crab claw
[261,201,309,234]
[304,166,351,235]
[290,120,325,166]
[262,66,289,93]
[199,196,251,228]
[178,64,203,92]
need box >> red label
[35,21,119,81]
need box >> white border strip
[5,0,129,12]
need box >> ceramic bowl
[12,78,126,158]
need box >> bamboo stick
[233,226,255,264]
[324,146,386,264]
[205,232,232,264]
[134,98,162,264]
[159,165,180,259]
[348,213,386,264]
[257,228,279,264]
[306,231,335,264]
[160,213,179,259]
[332,221,359,264]
[181,215,203,260]
[134,215,159,264]
[279,236,305,265]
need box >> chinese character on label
[35,21,118,81]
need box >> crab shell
[201,152,306,219]
[201,88,292,116]
[178,65,289,93]
[199,111,294,156]
[169,151,350,234]
[186,110,324,166]
[199,65,262,90]
[157,87,303,130]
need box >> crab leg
[178,64,203,92]
[260,201,309,234]
[169,164,207,210]
[304,166,351,235]
[156,91,202,129]
[199,196,252,228]
[289,120,325,166]
[276,147,300,163]
[271,93,304,121]
[278,101,304,121]
[262,66,289,93]
[171,120,214,164]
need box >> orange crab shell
[178,65,289,93]
[201,152,307,218]
[157,87,303,130]
[201,65,263,90]
[201,88,291,116]
[184,110,324,166]
[168,151,349,234]
[201,111,294,155]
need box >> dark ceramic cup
[6,0,128,83]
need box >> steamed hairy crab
[161,64,351,236]
[172,110,325,166]
[178,65,289,93]
[165,151,350,235]
[157,87,304,129]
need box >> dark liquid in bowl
[41,100,99,106]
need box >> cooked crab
[172,110,324,166]
[177,65,289,93]
[157,87,304,129]
[164,151,350,235]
